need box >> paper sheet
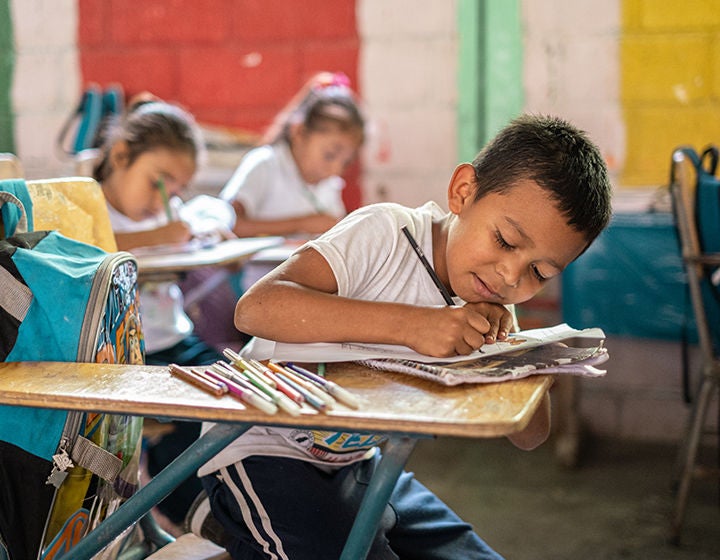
[241,323,606,363]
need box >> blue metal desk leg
[340,435,417,560]
[60,422,251,560]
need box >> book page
[360,343,609,385]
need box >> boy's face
[104,144,196,222]
[444,164,587,306]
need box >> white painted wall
[521,0,624,185]
[358,0,459,209]
[10,0,80,179]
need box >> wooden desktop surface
[0,361,552,438]
[134,236,283,278]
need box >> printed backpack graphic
[40,259,146,560]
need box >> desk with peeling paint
[0,360,552,560]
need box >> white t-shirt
[106,203,193,353]
[219,141,347,220]
[198,201,464,476]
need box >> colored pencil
[202,368,278,415]
[169,363,226,397]
[284,362,360,409]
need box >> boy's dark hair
[93,101,203,183]
[471,114,612,245]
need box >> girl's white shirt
[219,140,346,219]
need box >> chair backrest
[26,176,118,252]
[74,148,101,177]
[0,153,24,179]
[669,148,720,360]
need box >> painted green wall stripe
[457,0,523,163]
[483,0,523,140]
[457,0,483,163]
[0,0,14,153]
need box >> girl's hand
[113,221,193,251]
[400,305,508,358]
[153,221,193,245]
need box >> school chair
[74,148,102,177]
[143,533,229,560]
[667,148,720,544]
[26,176,117,251]
[0,153,24,179]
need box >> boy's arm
[235,246,513,358]
[506,392,551,450]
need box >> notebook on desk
[242,324,609,385]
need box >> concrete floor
[406,434,720,560]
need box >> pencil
[169,363,226,397]
[272,370,327,411]
[156,177,174,222]
[202,368,278,415]
[249,360,306,404]
[206,364,273,404]
[270,362,336,408]
[284,362,361,409]
[218,360,303,416]
[400,225,454,305]
[265,361,307,404]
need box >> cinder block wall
[77,0,359,135]
[621,0,720,186]
[10,0,80,179]
[76,0,362,208]
[358,0,459,208]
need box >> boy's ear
[447,163,477,214]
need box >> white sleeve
[307,205,405,299]
[218,149,271,216]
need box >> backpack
[0,179,146,560]
[57,84,125,156]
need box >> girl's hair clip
[315,72,351,91]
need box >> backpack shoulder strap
[56,85,103,156]
[0,179,34,237]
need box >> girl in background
[94,100,233,532]
[220,72,366,237]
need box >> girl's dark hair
[471,114,612,245]
[270,81,365,145]
[93,101,203,183]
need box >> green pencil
[156,177,173,222]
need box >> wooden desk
[134,236,283,279]
[0,361,552,559]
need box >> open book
[241,323,609,385]
[360,340,608,385]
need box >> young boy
[199,114,613,559]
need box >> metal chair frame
[668,148,720,543]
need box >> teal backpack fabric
[56,84,125,155]
[0,179,146,560]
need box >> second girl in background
[220,71,366,238]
